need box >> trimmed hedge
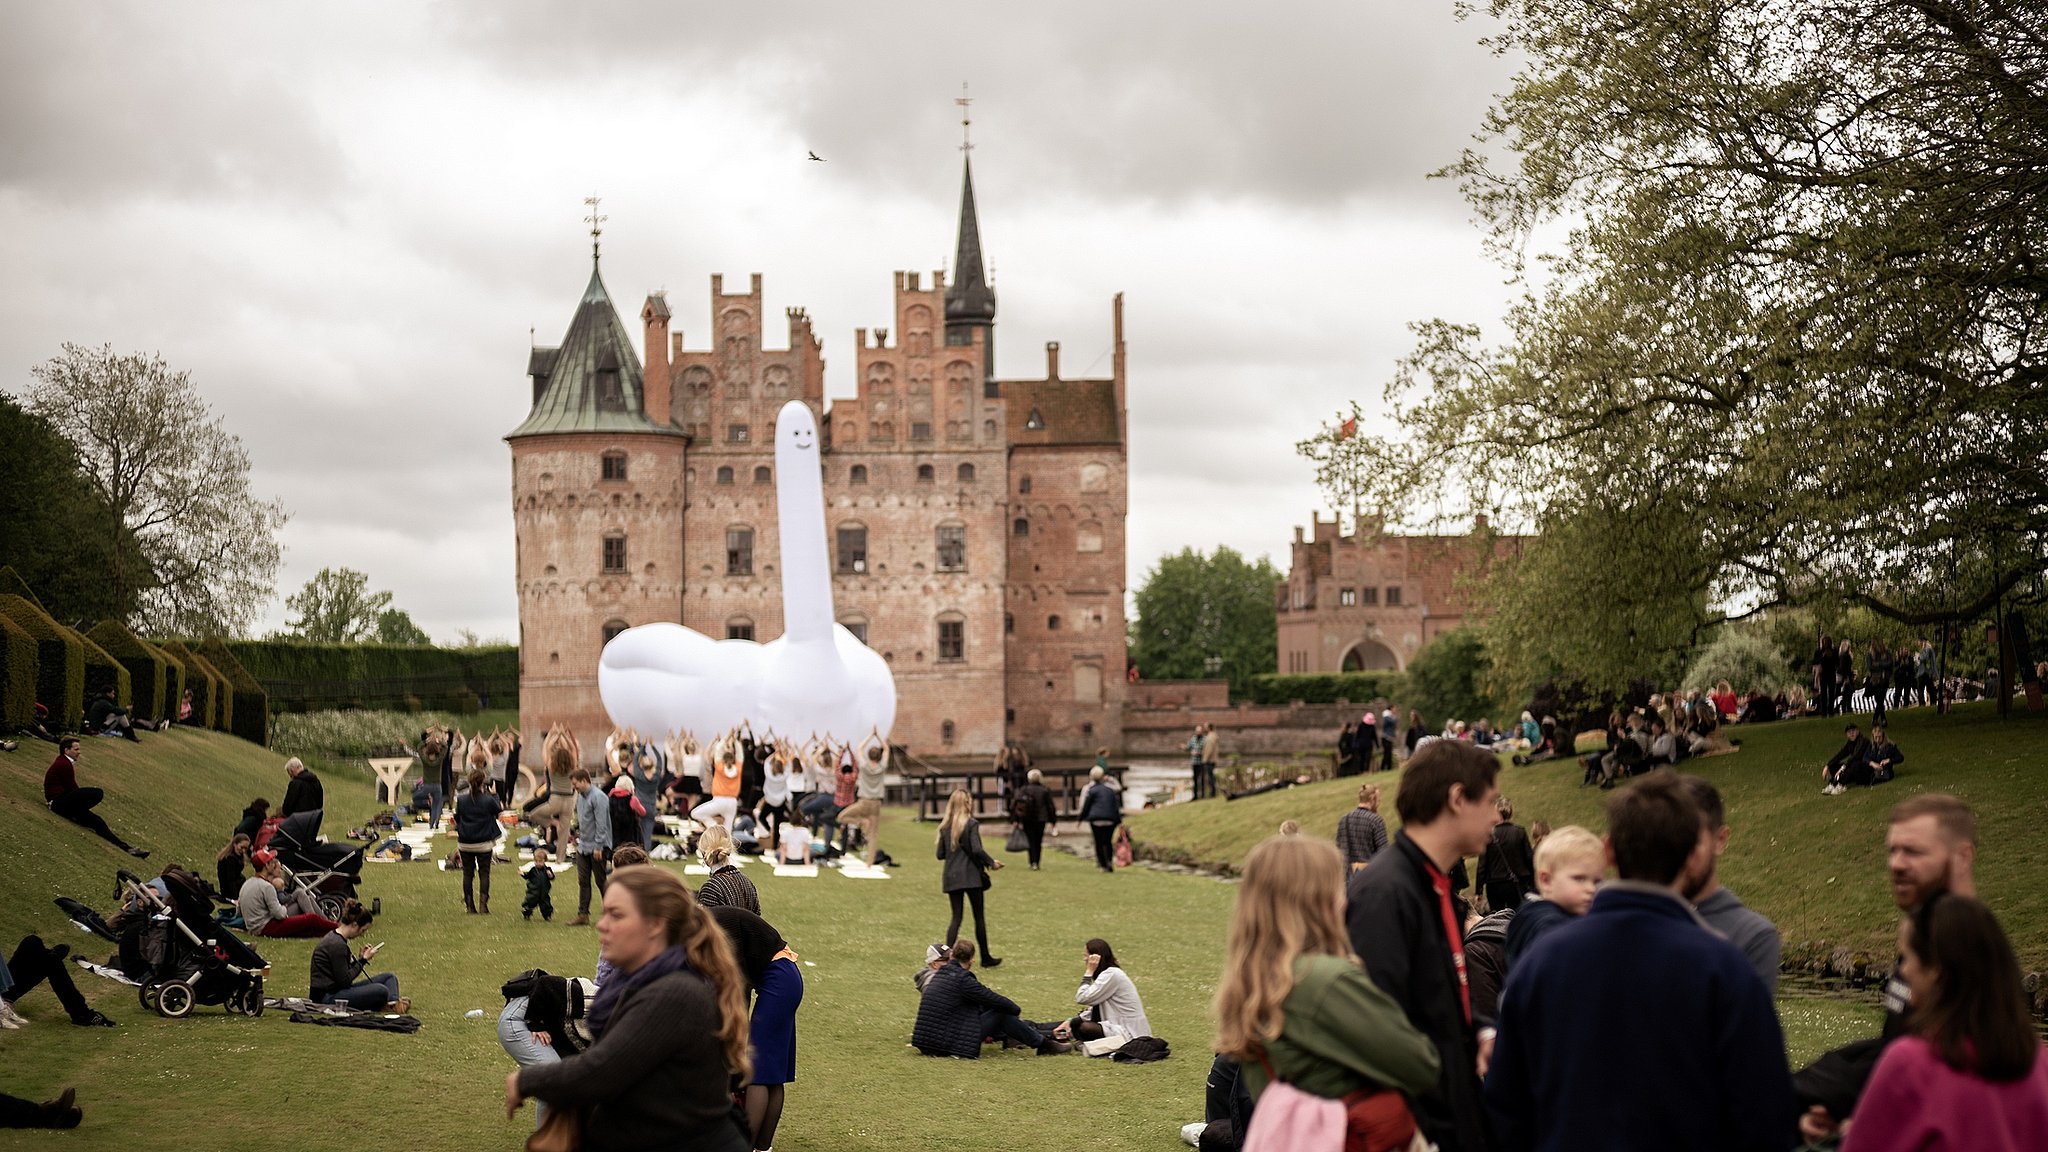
[79,631,131,711]
[146,638,187,724]
[88,620,171,722]
[160,640,229,731]
[0,592,84,730]
[0,611,34,731]
[200,637,269,746]
[221,639,518,712]
[1246,671,1411,707]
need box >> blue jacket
[1484,883,1798,1152]
[1078,781,1122,824]
[574,785,612,854]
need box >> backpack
[1241,1051,1429,1152]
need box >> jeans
[420,784,445,830]
[324,972,399,1010]
[1090,822,1117,870]
[575,851,609,914]
[48,788,137,852]
[498,997,560,1126]
[946,888,991,958]
[979,1008,1042,1049]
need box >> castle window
[984,419,997,438]
[917,464,935,483]
[840,616,869,645]
[1361,586,1379,606]
[602,619,629,644]
[935,523,966,572]
[726,617,754,641]
[715,466,734,485]
[1047,614,1061,631]
[1074,664,1103,705]
[850,464,868,485]
[941,720,956,745]
[1385,586,1403,606]
[1340,588,1357,607]
[957,462,975,483]
[726,527,754,576]
[1080,462,1109,493]
[1076,521,1103,554]
[727,424,750,443]
[911,421,932,441]
[753,465,771,485]
[937,616,965,661]
[1018,476,1032,494]
[602,536,627,573]
[601,452,628,481]
[1005,613,1014,634]
[1025,408,1045,430]
[1013,518,1029,537]
[837,525,868,574]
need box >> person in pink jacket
[1842,894,2048,1152]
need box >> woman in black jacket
[936,789,1003,966]
[455,769,504,914]
[232,798,269,841]
[507,867,752,1152]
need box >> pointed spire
[944,156,996,326]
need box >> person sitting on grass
[86,686,141,742]
[695,824,760,915]
[237,853,337,938]
[776,809,812,865]
[232,797,270,841]
[1502,824,1604,972]
[0,1087,81,1130]
[43,737,149,859]
[1865,726,1905,785]
[2,932,116,1028]
[215,833,253,901]
[176,687,194,725]
[1051,938,1150,1047]
[522,847,556,922]
[911,940,1069,1057]
[310,902,406,1013]
[1823,722,1874,795]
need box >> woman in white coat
[1052,938,1150,1045]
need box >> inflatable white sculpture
[597,400,897,744]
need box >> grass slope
[0,728,1232,1152]
[1129,701,2048,971]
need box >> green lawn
[5,705,2030,1149]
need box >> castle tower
[506,256,687,753]
[943,157,997,394]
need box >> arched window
[850,464,868,485]
[936,614,965,661]
[753,465,771,485]
[715,466,735,485]
[1076,520,1104,554]
[940,720,957,745]
[839,615,870,645]
[1013,518,1029,537]
[917,464,935,483]
[725,617,754,641]
[957,462,975,483]
[983,418,997,438]
[602,619,629,644]
[601,452,628,481]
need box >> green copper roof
[507,262,682,440]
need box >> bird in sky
[807,150,825,162]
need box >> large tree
[25,344,287,635]
[0,395,152,622]
[1303,0,2048,692]
[285,567,412,644]
[1129,546,1282,698]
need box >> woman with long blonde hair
[936,789,1004,967]
[1215,836,1438,1152]
[507,866,752,1152]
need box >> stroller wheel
[156,981,195,1019]
[238,978,265,1017]
[139,983,161,1013]
[314,894,347,922]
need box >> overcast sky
[0,1,1522,642]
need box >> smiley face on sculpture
[599,399,896,745]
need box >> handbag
[1242,1051,1429,1152]
[1004,826,1029,852]
[526,1104,584,1152]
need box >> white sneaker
[0,1001,25,1028]
[1180,1121,1206,1147]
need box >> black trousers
[978,1008,1040,1048]
[1023,821,1047,867]
[461,849,492,907]
[1817,677,1836,716]
[575,851,608,914]
[0,1091,52,1129]
[5,935,92,1022]
[1090,823,1117,870]
[1380,741,1395,772]
[946,888,992,957]
[1484,882,1524,914]
[48,789,135,852]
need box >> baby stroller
[270,809,366,921]
[118,867,269,1018]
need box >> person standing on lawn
[1476,796,1536,914]
[568,768,612,927]
[1078,766,1123,873]
[936,789,1003,967]
[457,768,504,914]
[1010,768,1058,871]
[43,737,148,858]
[1336,782,1389,872]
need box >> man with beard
[1795,793,1978,1145]
[1677,776,1780,994]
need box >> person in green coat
[1215,835,1440,1149]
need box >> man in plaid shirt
[1336,782,1389,871]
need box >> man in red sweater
[43,738,148,858]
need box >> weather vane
[956,83,973,153]
[584,194,606,261]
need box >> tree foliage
[375,608,432,646]
[1303,0,2048,692]
[0,395,150,623]
[285,567,413,644]
[25,344,287,636]
[1405,628,1498,727]
[1130,546,1282,698]
[1682,628,1801,696]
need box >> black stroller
[118,867,270,1018]
[270,809,366,920]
